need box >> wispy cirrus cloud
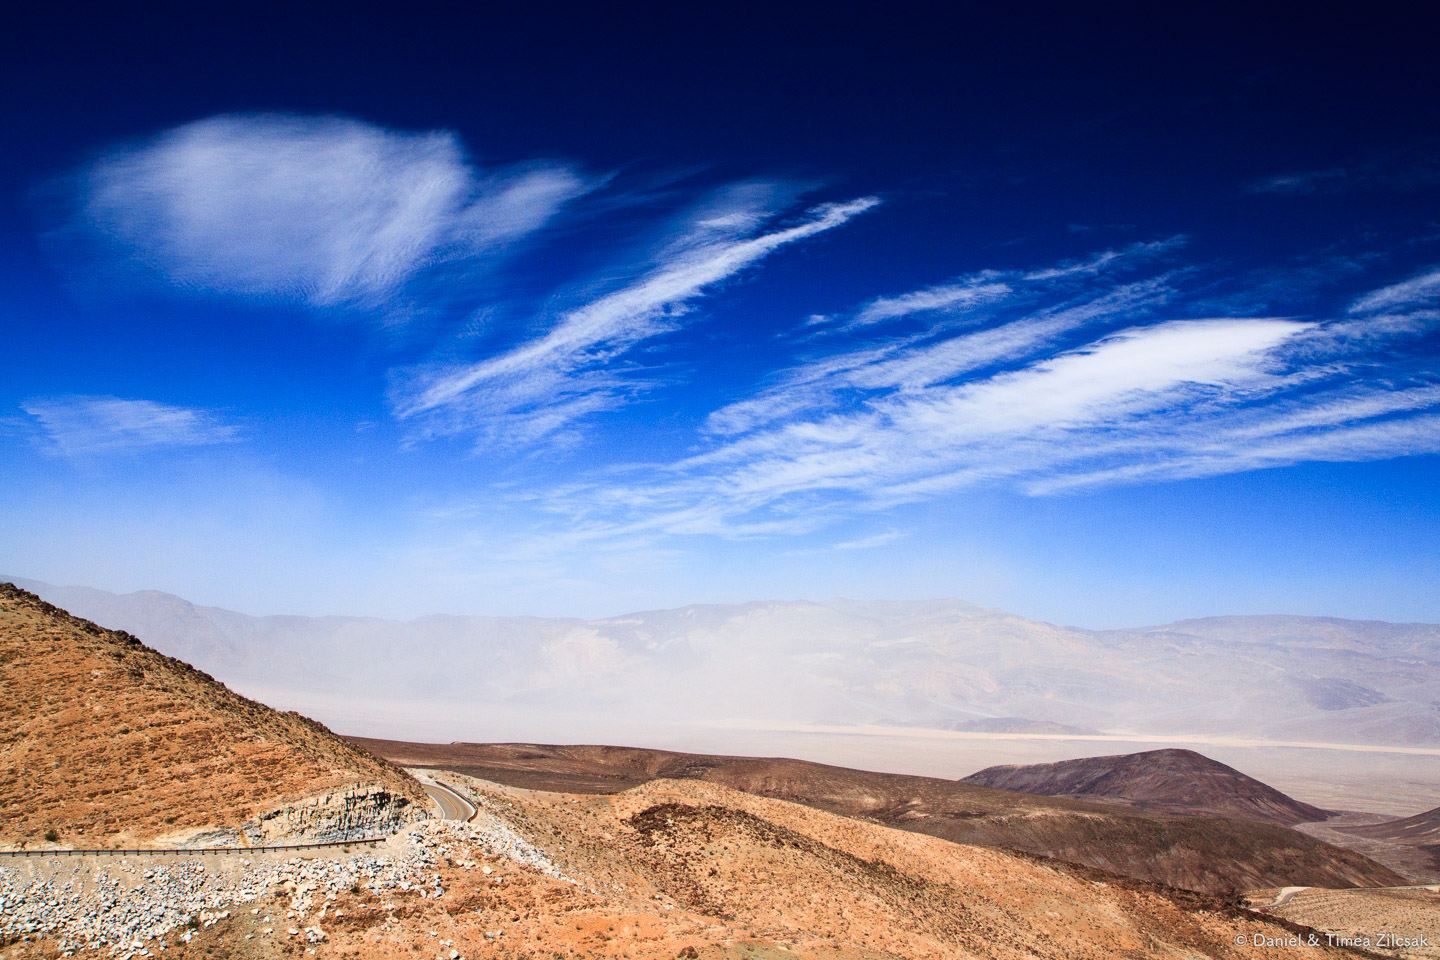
[62,114,592,313]
[851,275,1013,326]
[22,396,240,456]
[834,529,909,550]
[706,243,1181,438]
[1314,265,1440,342]
[393,191,880,445]
[848,238,1182,328]
[1245,143,1440,196]
[1348,266,1440,315]
[523,254,1440,542]
[1244,168,1351,196]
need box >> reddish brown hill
[0,583,426,848]
[5,772,1376,960]
[350,738,1405,895]
[961,748,1331,826]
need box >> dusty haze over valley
[11,576,1440,816]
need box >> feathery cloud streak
[534,255,1440,540]
[394,195,880,444]
[67,114,591,311]
[22,396,240,456]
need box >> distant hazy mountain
[6,576,1439,747]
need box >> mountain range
[11,577,1438,748]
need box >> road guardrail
[0,837,386,858]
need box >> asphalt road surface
[423,779,477,822]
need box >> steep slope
[961,748,1331,825]
[0,583,427,848]
[353,739,1406,895]
[1342,804,1440,845]
[1335,805,1440,875]
[14,577,1440,749]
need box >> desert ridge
[351,739,1408,895]
[0,583,428,849]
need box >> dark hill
[1336,805,1440,875]
[961,748,1331,826]
[349,738,1404,896]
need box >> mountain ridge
[0,582,427,848]
[353,738,1407,895]
[9,576,1439,750]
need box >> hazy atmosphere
[5,5,1440,626]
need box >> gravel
[0,811,572,957]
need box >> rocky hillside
[961,748,1331,825]
[0,583,427,849]
[2,773,1375,960]
[353,739,1406,895]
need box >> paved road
[1269,886,1310,907]
[423,779,477,822]
[1265,883,1440,909]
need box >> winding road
[422,778,477,823]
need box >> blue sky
[3,4,1439,625]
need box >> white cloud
[1021,237,1187,280]
[689,319,1310,506]
[834,530,909,550]
[520,250,1440,543]
[22,396,240,455]
[1244,168,1348,195]
[853,277,1012,326]
[703,274,1175,438]
[1349,266,1440,315]
[849,276,1176,392]
[73,114,591,310]
[394,193,880,444]
[850,237,1183,327]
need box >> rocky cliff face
[241,785,422,845]
[172,785,425,847]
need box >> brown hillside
[0,583,426,848]
[1336,805,1440,875]
[349,739,1406,895]
[477,776,1366,960]
[961,748,1331,826]
[4,773,1377,960]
